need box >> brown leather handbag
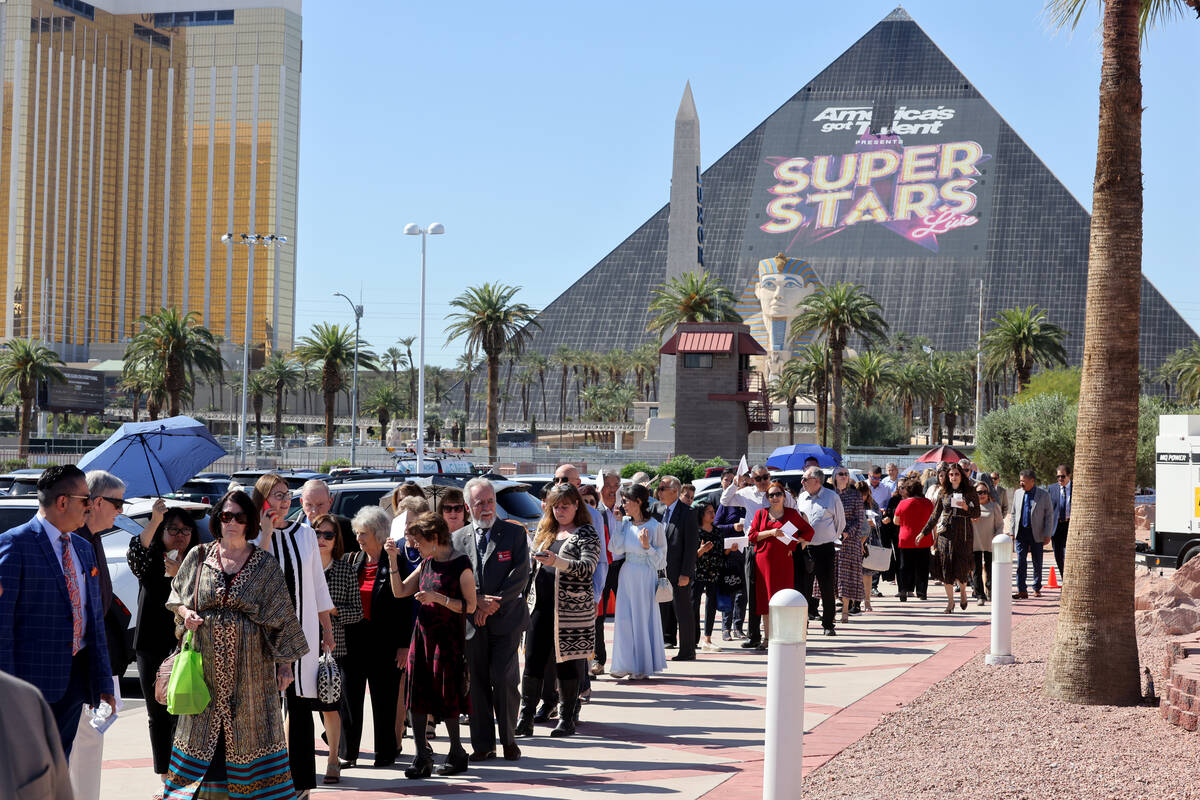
[155,546,205,705]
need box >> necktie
[601,511,612,564]
[1021,492,1032,530]
[59,533,84,655]
[476,528,489,562]
[1064,486,1070,521]
[662,504,672,531]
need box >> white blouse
[255,520,333,698]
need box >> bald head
[300,479,332,523]
[554,463,581,486]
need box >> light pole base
[985,653,1016,666]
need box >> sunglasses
[766,492,784,499]
[753,475,769,482]
[835,472,849,478]
[315,529,337,540]
[1056,475,1069,481]
[164,525,191,536]
[95,496,126,510]
[441,503,466,513]
[553,476,572,484]
[218,511,249,524]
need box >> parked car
[0,496,213,656]
[228,469,330,492]
[166,477,232,505]
[0,468,44,495]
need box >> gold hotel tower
[0,0,301,361]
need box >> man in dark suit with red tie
[0,465,116,757]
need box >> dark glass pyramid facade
[461,8,1196,421]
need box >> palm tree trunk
[831,343,845,451]
[18,395,32,460]
[903,396,914,440]
[932,402,943,444]
[487,355,500,462]
[323,392,336,445]
[1045,0,1142,706]
[275,387,284,439]
[539,374,548,423]
[816,383,827,447]
[787,399,796,444]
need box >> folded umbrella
[77,416,227,497]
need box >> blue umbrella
[766,444,842,470]
[77,416,227,498]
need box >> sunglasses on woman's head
[441,503,465,513]
[218,511,248,524]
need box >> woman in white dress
[607,483,667,680]
[252,474,335,798]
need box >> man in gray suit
[453,477,530,762]
[1005,469,1054,599]
[0,580,73,800]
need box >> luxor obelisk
[652,82,703,438]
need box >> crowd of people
[0,456,1074,799]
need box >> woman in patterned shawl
[164,490,308,800]
[517,482,600,739]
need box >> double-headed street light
[334,292,363,466]
[220,232,288,467]
[403,222,444,473]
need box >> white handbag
[863,544,892,573]
[655,572,674,603]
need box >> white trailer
[1140,415,1200,569]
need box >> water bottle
[89,700,116,734]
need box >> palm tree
[260,353,302,440]
[444,283,540,461]
[646,270,741,336]
[501,340,521,421]
[118,368,149,423]
[792,282,889,450]
[0,340,65,459]
[769,360,808,444]
[124,361,170,422]
[1043,0,1192,707]
[846,350,895,409]
[790,342,831,446]
[123,307,224,417]
[1158,343,1200,402]
[551,346,574,446]
[456,351,482,423]
[397,336,417,416]
[888,360,930,441]
[515,369,536,422]
[294,322,378,446]
[364,384,403,446]
[383,346,408,393]
[980,305,1069,393]
[247,372,268,447]
[524,351,550,424]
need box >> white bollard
[986,533,1016,665]
[764,589,807,800]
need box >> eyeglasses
[315,529,337,540]
[803,475,821,481]
[218,511,249,524]
[834,472,849,478]
[753,475,769,482]
[268,490,290,501]
[63,494,91,504]
[1056,475,1069,481]
[441,503,465,514]
[869,476,880,481]
[164,526,191,536]
[94,496,126,510]
[766,492,784,499]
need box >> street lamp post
[402,222,445,473]
[922,344,935,446]
[220,233,287,468]
[334,292,363,467]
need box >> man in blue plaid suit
[0,465,116,757]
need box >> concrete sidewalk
[97,587,1058,799]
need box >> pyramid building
[458,8,1196,423]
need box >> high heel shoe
[944,601,953,613]
[437,745,469,776]
[960,599,968,610]
[404,748,434,780]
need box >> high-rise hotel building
[0,0,301,361]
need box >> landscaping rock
[1172,554,1200,600]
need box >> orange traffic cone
[1047,566,1060,589]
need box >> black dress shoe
[822,627,837,636]
[740,639,762,649]
[468,750,496,763]
[339,759,357,769]
[437,746,469,776]
[502,743,521,761]
[671,654,696,662]
[404,749,434,779]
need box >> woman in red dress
[747,481,814,640]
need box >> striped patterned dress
[543,524,601,662]
[163,546,309,800]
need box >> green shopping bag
[166,631,211,715]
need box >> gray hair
[85,470,126,497]
[803,466,824,481]
[598,466,621,482]
[750,463,766,475]
[396,495,429,516]
[659,475,681,491]
[886,462,898,470]
[352,505,392,545]
[630,471,651,486]
[464,477,495,501]
[300,479,330,498]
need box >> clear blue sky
[294,0,1198,367]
